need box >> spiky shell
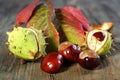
[6,27,46,60]
[87,29,112,56]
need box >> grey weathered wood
[0,0,120,80]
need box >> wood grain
[0,0,120,80]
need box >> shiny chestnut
[58,41,81,62]
[40,52,64,73]
[78,49,101,70]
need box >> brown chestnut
[78,49,101,70]
[58,41,81,62]
[40,52,64,73]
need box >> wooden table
[0,0,120,80]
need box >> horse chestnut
[40,52,64,73]
[58,41,81,62]
[78,49,101,70]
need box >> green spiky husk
[31,28,46,57]
[7,27,46,60]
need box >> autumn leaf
[27,0,59,52]
[62,6,90,31]
[55,6,90,46]
[16,0,40,26]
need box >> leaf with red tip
[55,6,90,46]
[62,6,90,31]
[27,0,59,52]
[16,0,40,26]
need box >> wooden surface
[0,0,120,80]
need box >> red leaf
[56,8,84,33]
[62,6,90,31]
[16,0,40,26]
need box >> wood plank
[0,0,120,80]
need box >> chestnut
[40,52,64,73]
[93,32,105,41]
[58,41,81,62]
[78,49,101,70]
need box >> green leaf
[27,5,50,30]
[27,3,59,52]
[61,24,85,46]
